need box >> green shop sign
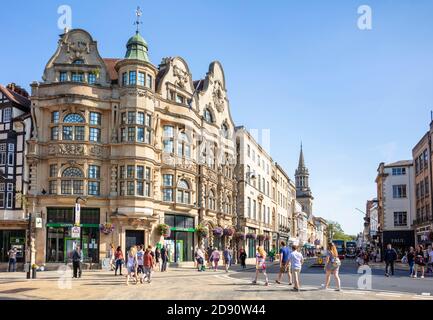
[169,227,196,232]
[46,223,100,228]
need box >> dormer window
[71,72,84,83]
[204,108,214,123]
[72,59,84,65]
[88,73,97,85]
[59,72,68,82]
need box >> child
[289,245,304,292]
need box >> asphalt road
[228,258,433,296]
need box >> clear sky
[2,0,433,235]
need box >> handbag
[332,256,341,268]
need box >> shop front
[382,230,415,258]
[0,230,26,263]
[46,207,100,263]
[415,225,432,247]
[164,214,195,263]
[246,227,257,258]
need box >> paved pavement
[0,259,431,300]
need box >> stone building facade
[27,28,237,266]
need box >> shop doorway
[125,230,144,252]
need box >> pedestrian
[323,242,341,291]
[384,244,398,277]
[426,245,433,274]
[126,246,138,285]
[223,246,232,273]
[108,243,115,271]
[414,244,426,279]
[196,246,205,272]
[141,247,154,283]
[252,246,269,286]
[114,246,124,276]
[210,248,221,271]
[72,245,82,278]
[275,241,292,285]
[160,245,168,272]
[7,246,17,272]
[239,248,247,269]
[155,247,161,271]
[363,250,370,265]
[407,247,415,278]
[207,247,213,268]
[269,246,276,263]
[136,245,144,276]
[289,245,304,292]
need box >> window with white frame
[162,174,174,202]
[2,108,11,123]
[176,179,191,204]
[394,211,407,227]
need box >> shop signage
[171,227,195,232]
[75,203,81,225]
[35,217,43,228]
[46,223,99,228]
[71,226,81,238]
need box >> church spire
[298,142,305,169]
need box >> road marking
[376,292,401,298]
[421,292,431,296]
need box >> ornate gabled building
[28,27,237,266]
[0,83,32,266]
[295,144,314,217]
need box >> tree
[327,220,356,242]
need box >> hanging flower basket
[223,228,235,237]
[196,224,209,238]
[157,224,171,237]
[246,233,257,240]
[257,234,266,241]
[99,223,115,235]
[235,232,246,241]
[213,227,224,238]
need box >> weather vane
[134,6,143,34]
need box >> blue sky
[2,0,433,235]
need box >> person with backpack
[323,242,341,291]
[384,243,398,277]
[414,244,426,278]
[223,247,232,273]
[114,246,124,276]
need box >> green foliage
[326,220,356,242]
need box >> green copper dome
[125,32,149,62]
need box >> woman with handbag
[252,246,269,286]
[114,246,124,276]
[323,242,341,291]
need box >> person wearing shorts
[289,245,304,292]
[275,241,292,285]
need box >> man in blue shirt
[275,241,292,285]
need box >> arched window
[224,195,232,214]
[208,190,216,211]
[204,108,214,123]
[64,113,85,123]
[177,179,191,204]
[61,167,84,195]
[221,123,229,139]
[72,59,85,65]
[62,113,85,141]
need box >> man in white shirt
[289,245,304,292]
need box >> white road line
[421,292,431,296]
[376,292,401,298]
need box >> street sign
[71,226,81,238]
[35,217,43,228]
[75,203,80,225]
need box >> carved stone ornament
[212,81,225,112]
[65,38,91,61]
[173,65,189,88]
[57,144,85,155]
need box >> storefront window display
[164,214,195,263]
[46,208,100,263]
